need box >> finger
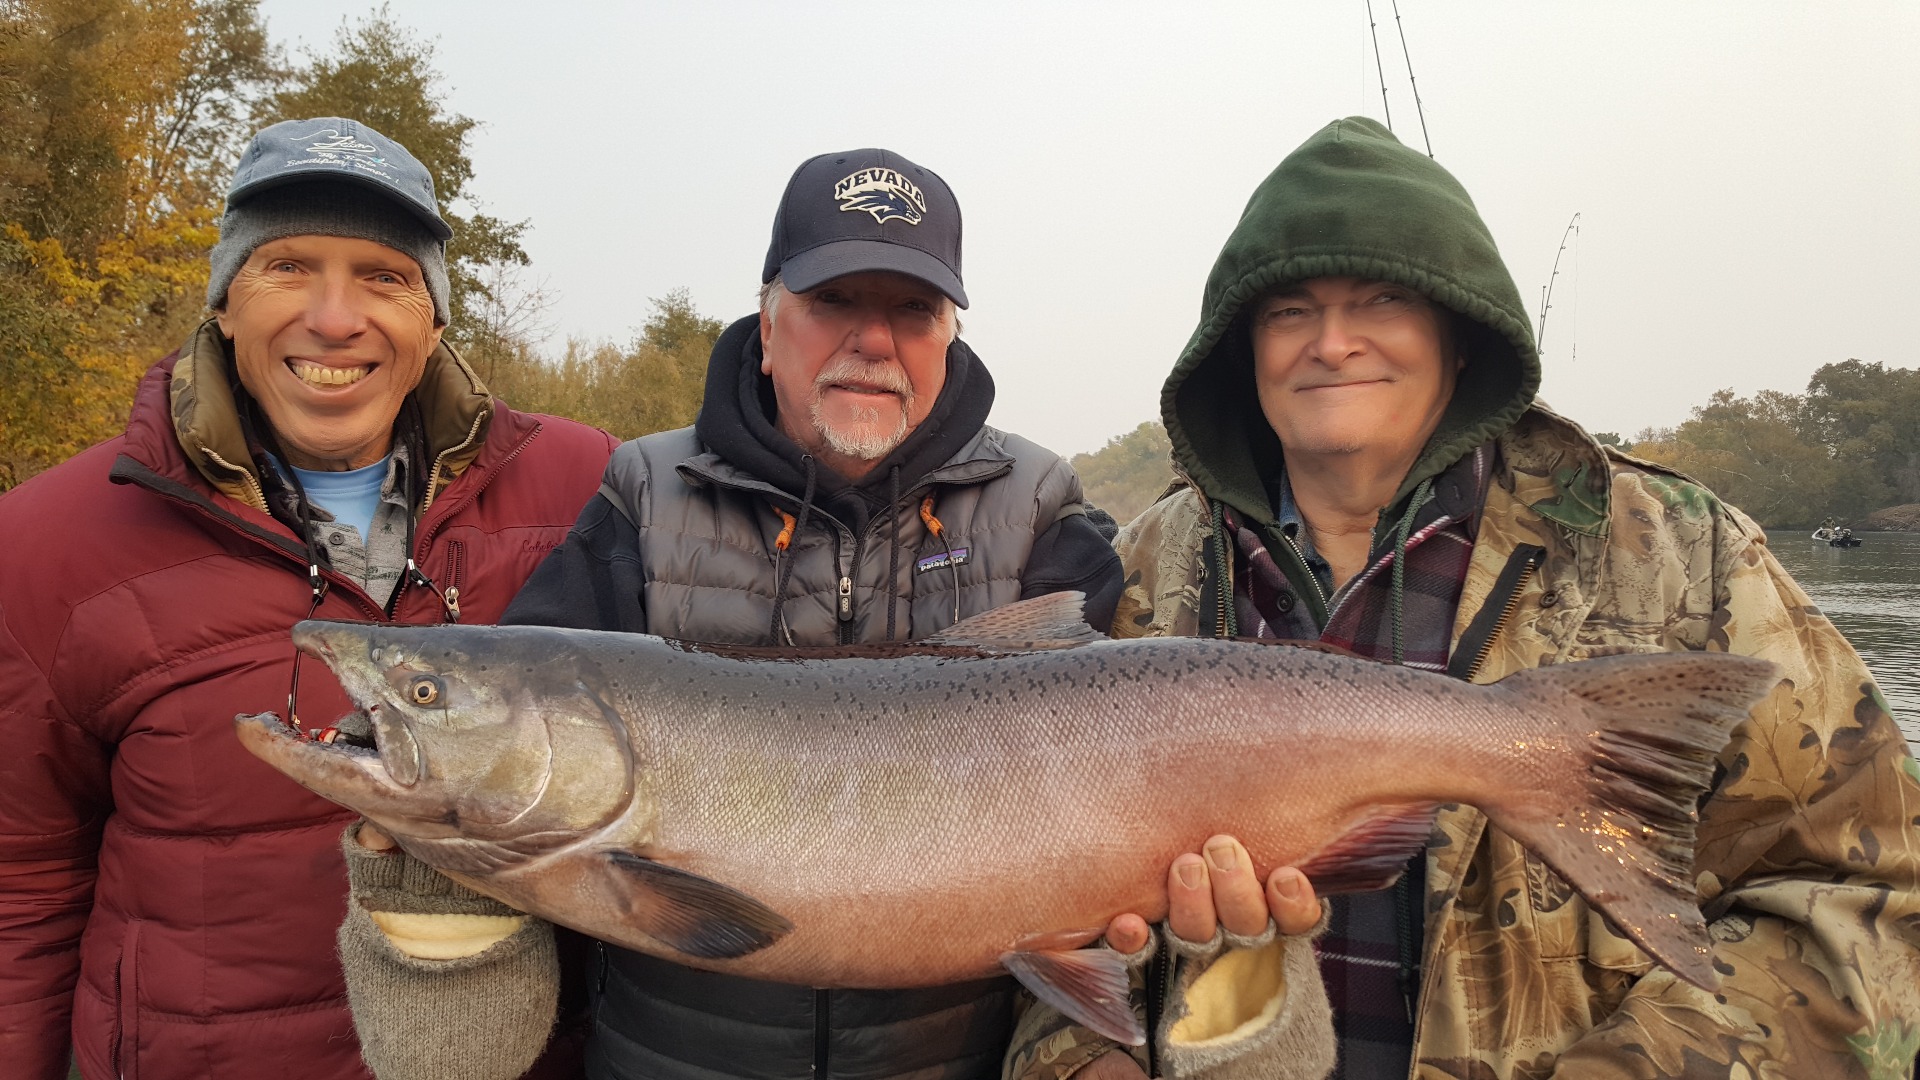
[1104,913,1151,955]
[1205,835,1269,937]
[1266,867,1321,936]
[355,821,396,852]
[1077,1050,1149,1080]
[1166,852,1216,943]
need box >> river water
[1768,528,1920,754]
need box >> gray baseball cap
[763,148,967,308]
[223,117,451,241]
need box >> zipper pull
[837,576,853,622]
[442,585,460,623]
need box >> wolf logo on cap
[834,168,926,226]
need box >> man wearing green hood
[1007,117,1920,1080]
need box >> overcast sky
[259,0,1919,455]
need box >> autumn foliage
[0,0,714,492]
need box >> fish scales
[235,593,1778,1041]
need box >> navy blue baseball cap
[763,148,967,308]
[223,117,451,241]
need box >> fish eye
[408,675,444,706]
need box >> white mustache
[814,361,913,397]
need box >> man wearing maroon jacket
[0,116,616,1080]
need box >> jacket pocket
[112,919,142,1080]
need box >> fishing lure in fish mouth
[236,592,1777,1047]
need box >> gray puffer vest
[581,424,1090,1080]
[600,424,1089,645]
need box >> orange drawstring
[919,496,945,539]
[773,505,797,551]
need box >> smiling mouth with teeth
[288,359,374,387]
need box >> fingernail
[1206,839,1237,873]
[1177,860,1204,890]
[1274,870,1302,900]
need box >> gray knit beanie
[207,117,454,325]
[207,183,451,325]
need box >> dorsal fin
[920,592,1105,651]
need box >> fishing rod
[1365,0,1395,132]
[1390,0,1433,157]
[1537,212,1581,359]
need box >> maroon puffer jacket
[0,352,617,1080]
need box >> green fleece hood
[1164,117,1540,527]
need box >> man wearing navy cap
[331,149,1300,1080]
[0,117,616,1080]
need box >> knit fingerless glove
[1154,918,1334,1080]
[1005,915,1333,1080]
[338,823,560,1080]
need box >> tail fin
[1488,651,1777,988]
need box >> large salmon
[235,593,1775,1044]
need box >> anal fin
[604,852,793,959]
[1295,803,1439,894]
[1001,945,1143,1046]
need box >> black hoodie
[505,314,1120,639]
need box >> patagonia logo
[834,168,926,225]
[291,127,378,156]
[916,547,969,574]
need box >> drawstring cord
[277,461,329,741]
[398,491,458,622]
[920,495,960,625]
[885,466,901,641]
[768,456,818,645]
[1388,477,1435,665]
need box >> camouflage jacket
[1081,407,1920,1080]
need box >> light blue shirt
[290,456,391,543]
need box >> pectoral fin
[1001,945,1144,1046]
[1294,802,1440,894]
[604,852,793,959]
[922,592,1105,650]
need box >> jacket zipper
[442,539,466,622]
[1277,526,1332,618]
[200,446,267,511]
[813,988,831,1077]
[831,487,923,643]
[1454,544,1547,682]
[113,920,142,1080]
[391,422,541,621]
[420,408,491,515]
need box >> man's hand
[355,820,396,851]
[1104,835,1320,955]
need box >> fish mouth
[233,711,441,828]
[321,702,424,788]
[290,625,426,788]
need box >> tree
[1071,421,1174,524]
[1631,388,1858,527]
[1,0,273,488]
[1801,359,1920,506]
[484,290,721,440]
[260,8,529,346]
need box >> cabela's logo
[833,168,926,226]
[288,127,380,158]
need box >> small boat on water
[1812,521,1863,547]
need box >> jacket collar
[676,425,1017,511]
[690,314,1000,523]
[1495,404,1615,540]
[152,319,496,512]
